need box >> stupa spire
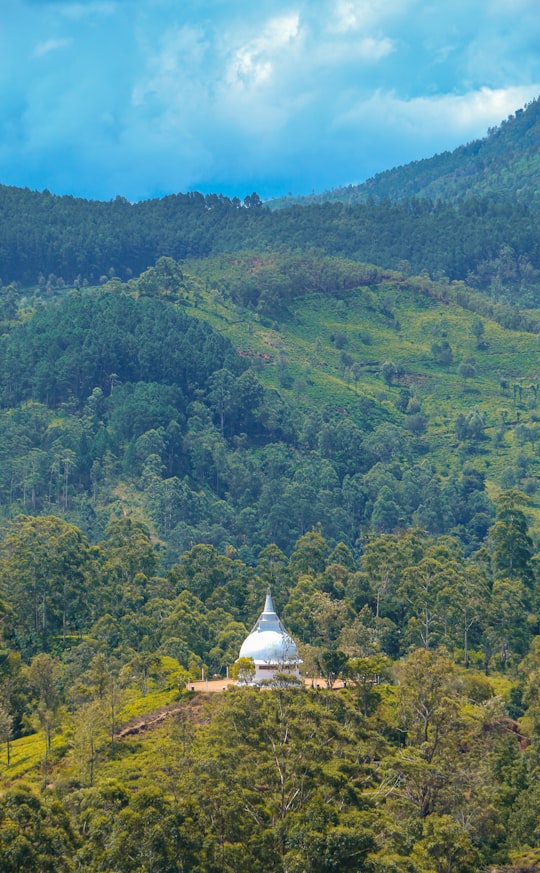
[263,586,275,615]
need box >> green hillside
[1,165,539,307]
[183,250,540,488]
[2,252,540,561]
[2,662,536,873]
[0,291,538,872]
[2,98,540,873]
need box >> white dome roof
[239,590,299,664]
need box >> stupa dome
[237,589,301,683]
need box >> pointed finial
[264,586,274,615]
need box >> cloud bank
[1,0,539,200]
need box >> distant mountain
[270,96,540,209]
[0,98,539,304]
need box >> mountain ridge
[269,95,540,209]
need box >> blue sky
[2,0,539,202]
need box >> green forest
[0,97,540,872]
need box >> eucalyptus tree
[0,515,98,655]
[0,784,76,873]
[0,704,13,765]
[488,488,534,585]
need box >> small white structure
[237,588,301,684]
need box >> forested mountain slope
[3,662,540,873]
[0,187,539,306]
[273,95,540,209]
[1,252,540,564]
[0,351,538,871]
[1,97,540,873]
[0,166,539,873]
[1,98,538,312]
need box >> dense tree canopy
[0,185,539,307]
[0,96,540,871]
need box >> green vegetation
[1,96,540,870]
[3,258,540,559]
[0,175,539,307]
[2,638,540,870]
[0,505,540,869]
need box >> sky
[1,0,539,202]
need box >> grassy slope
[182,256,540,526]
[2,667,515,793]
[1,668,183,787]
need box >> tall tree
[0,515,97,653]
[488,489,534,585]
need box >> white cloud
[333,0,358,33]
[131,24,210,117]
[443,86,540,130]
[228,50,273,88]
[335,85,540,142]
[59,2,116,20]
[33,37,72,57]
[356,35,394,62]
[225,12,301,90]
[305,33,394,73]
[331,0,412,33]
[2,0,539,200]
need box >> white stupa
[237,588,301,684]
